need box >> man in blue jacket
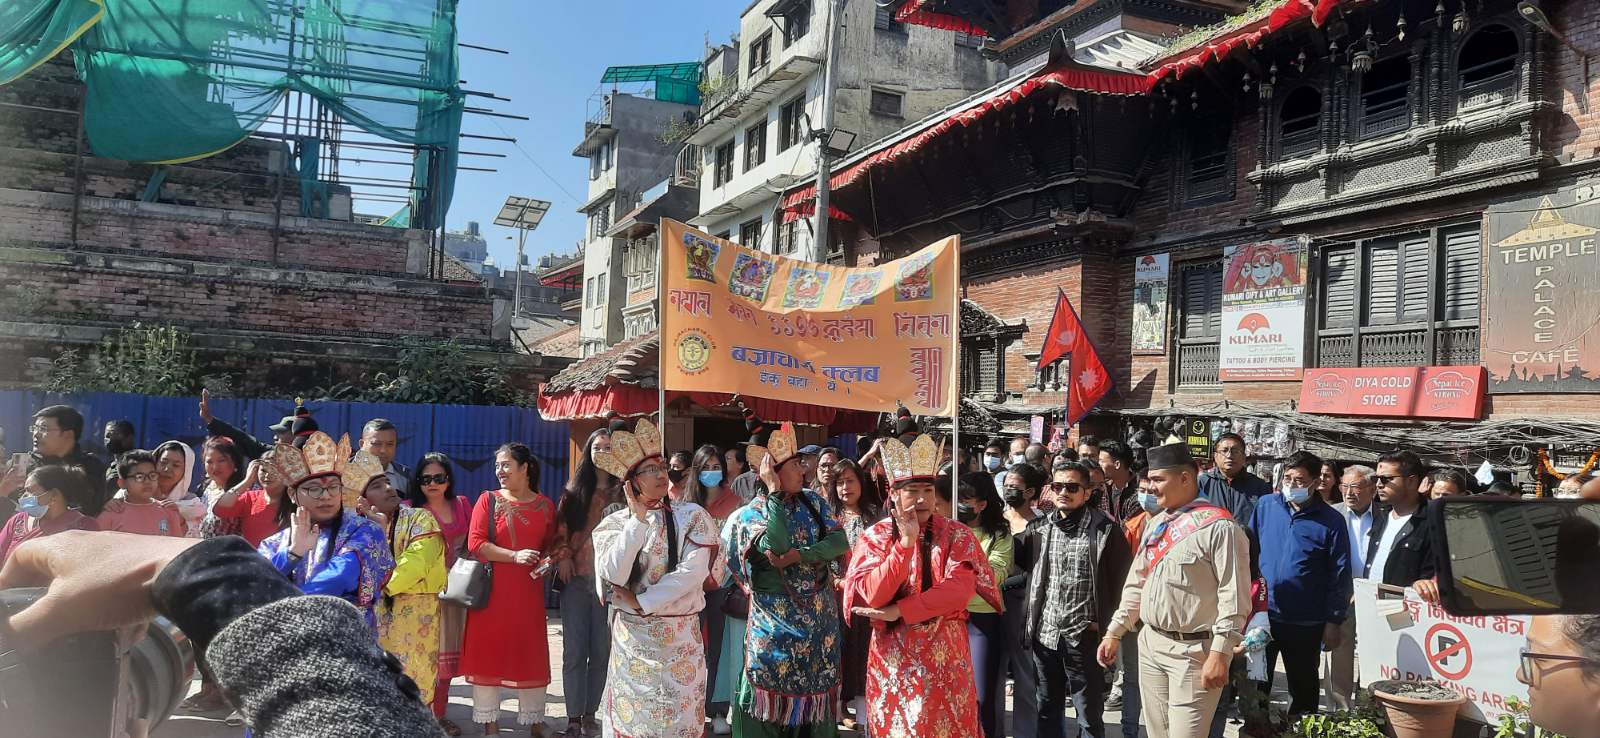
[1249,450,1352,718]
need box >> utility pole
[514,229,527,317]
[810,0,848,263]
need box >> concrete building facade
[687,0,1001,257]
[572,90,699,356]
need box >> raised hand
[891,500,919,548]
[758,452,780,493]
[289,507,316,557]
[198,388,213,426]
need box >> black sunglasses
[419,473,450,486]
[1050,482,1084,493]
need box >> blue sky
[446,0,748,270]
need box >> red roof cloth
[536,384,878,433]
[895,0,991,37]
[781,0,1345,221]
[537,258,584,287]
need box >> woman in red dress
[460,442,556,736]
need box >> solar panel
[494,196,552,230]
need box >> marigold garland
[1535,446,1600,496]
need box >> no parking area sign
[1353,579,1529,724]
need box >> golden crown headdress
[266,431,351,487]
[341,450,386,509]
[592,417,664,480]
[880,433,941,486]
[745,421,799,471]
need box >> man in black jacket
[1365,449,1440,603]
[1017,460,1132,738]
[25,406,110,516]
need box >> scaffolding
[0,0,520,279]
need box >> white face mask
[1283,485,1311,505]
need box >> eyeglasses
[1337,483,1367,492]
[419,473,450,486]
[1520,648,1599,688]
[122,472,158,483]
[297,481,339,499]
[1050,482,1083,493]
[29,423,59,434]
[636,464,665,478]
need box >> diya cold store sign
[1298,366,1486,421]
[1485,184,1600,393]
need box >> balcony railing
[1316,323,1480,367]
[1175,341,1220,390]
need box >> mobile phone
[1430,497,1600,616]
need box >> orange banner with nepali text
[659,219,959,417]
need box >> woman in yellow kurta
[354,453,448,712]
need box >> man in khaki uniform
[1096,443,1250,738]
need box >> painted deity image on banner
[683,232,721,283]
[782,267,831,309]
[894,253,935,302]
[728,252,777,303]
[1224,241,1303,294]
[837,271,880,308]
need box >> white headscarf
[153,441,206,537]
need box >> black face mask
[956,503,978,524]
[1002,488,1028,507]
[667,468,686,485]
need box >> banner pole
[658,219,668,441]
[950,237,961,511]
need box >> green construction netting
[600,62,702,105]
[0,0,463,230]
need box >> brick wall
[964,258,1081,395]
[0,245,492,344]
[1548,0,1600,163]
[0,189,416,274]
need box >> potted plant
[1286,689,1387,738]
[1370,679,1467,738]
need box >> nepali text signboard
[1485,185,1600,393]
[1220,239,1306,380]
[1354,579,1529,725]
[1131,252,1169,354]
[1298,366,1487,420]
[659,219,959,416]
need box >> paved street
[154,613,1269,738]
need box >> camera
[0,587,194,738]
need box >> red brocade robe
[842,514,1002,738]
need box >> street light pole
[514,229,527,317]
[810,0,847,263]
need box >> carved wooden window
[1184,122,1232,202]
[1175,262,1222,390]
[962,339,1005,399]
[1279,86,1322,158]
[1357,55,1412,139]
[1315,225,1480,368]
[1458,24,1519,110]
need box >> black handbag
[439,493,495,610]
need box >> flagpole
[950,237,961,511]
[658,219,668,440]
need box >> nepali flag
[1036,289,1111,426]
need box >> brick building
[783,0,1600,481]
[0,56,568,395]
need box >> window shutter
[1180,264,1223,338]
[1399,235,1431,323]
[977,344,999,393]
[1322,247,1357,328]
[1365,244,1399,326]
[1442,229,1481,320]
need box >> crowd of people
[2,399,1599,738]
